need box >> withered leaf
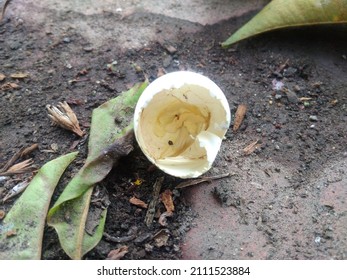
[6,159,34,174]
[153,229,170,248]
[160,189,174,213]
[106,246,128,260]
[0,82,19,91]
[129,196,148,209]
[233,104,247,132]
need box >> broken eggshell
[134,71,231,178]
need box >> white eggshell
[134,71,230,178]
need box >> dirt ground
[0,0,346,260]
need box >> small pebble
[293,85,301,92]
[63,37,71,43]
[275,94,282,100]
[309,115,318,121]
[315,236,321,244]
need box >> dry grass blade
[233,104,247,132]
[46,101,84,137]
[10,72,29,79]
[0,82,19,91]
[175,173,232,189]
[5,159,34,174]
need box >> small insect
[168,140,173,145]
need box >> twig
[233,104,247,132]
[175,172,233,189]
[0,147,25,172]
[144,176,164,227]
[20,143,39,157]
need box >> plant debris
[129,196,148,209]
[0,159,34,176]
[153,229,170,248]
[160,189,174,213]
[106,246,129,260]
[243,139,261,155]
[175,173,232,189]
[0,146,27,173]
[2,180,30,202]
[20,144,39,157]
[46,101,84,137]
[10,72,29,79]
[145,177,164,227]
[233,104,247,132]
[0,82,19,91]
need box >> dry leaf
[233,104,247,132]
[129,196,148,209]
[243,140,260,155]
[46,101,84,137]
[0,159,34,176]
[10,72,29,79]
[153,229,170,248]
[0,73,6,81]
[0,82,19,91]
[106,246,128,260]
[160,189,174,213]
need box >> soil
[1,1,347,260]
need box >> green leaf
[47,81,148,259]
[0,152,78,260]
[222,0,347,47]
